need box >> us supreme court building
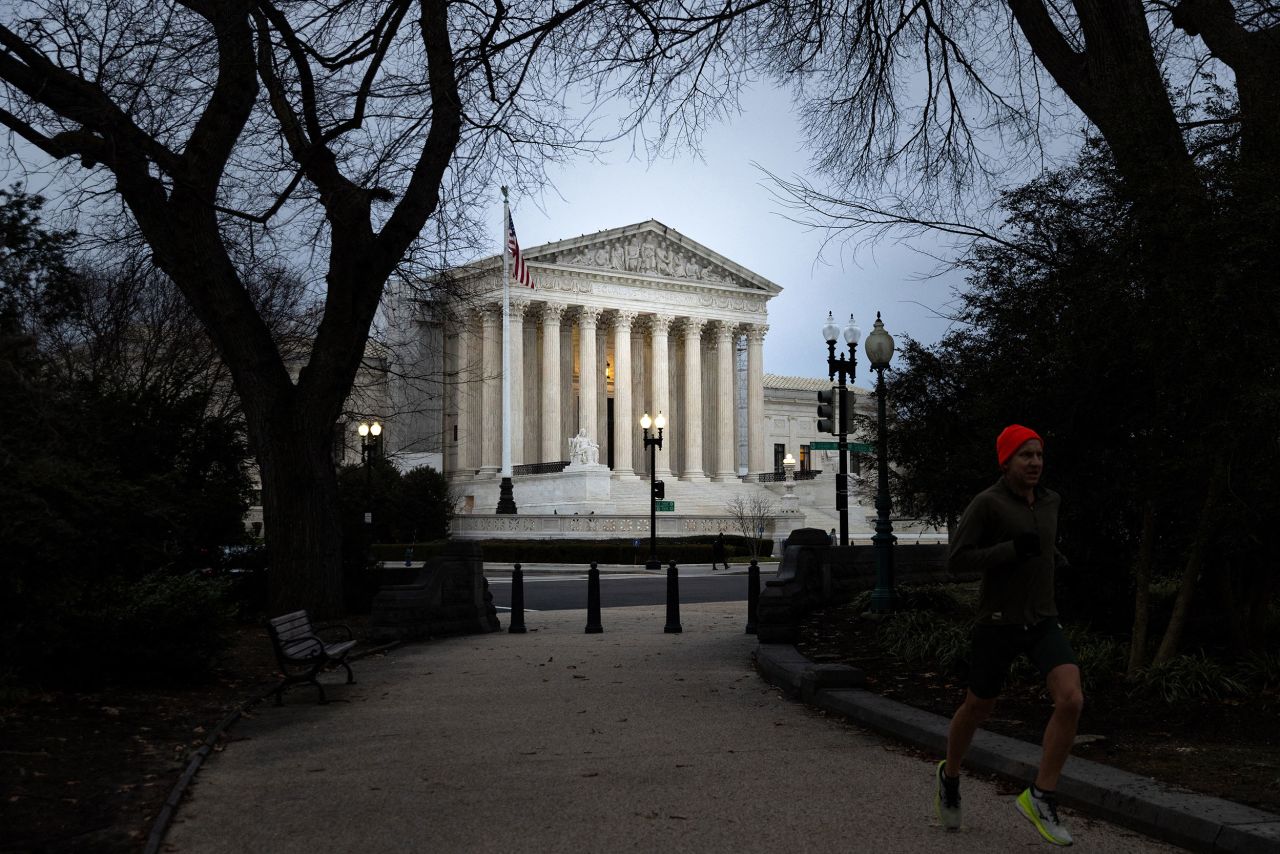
[358,219,894,540]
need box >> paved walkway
[164,603,1178,853]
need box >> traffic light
[652,479,665,500]
[839,386,854,434]
[816,389,835,434]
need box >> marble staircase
[449,465,939,543]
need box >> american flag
[507,215,535,288]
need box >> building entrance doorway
[606,397,615,469]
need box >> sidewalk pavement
[163,603,1187,853]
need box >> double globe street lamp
[864,313,897,613]
[357,419,382,565]
[640,411,666,571]
[357,419,382,492]
[641,411,682,633]
[820,311,861,546]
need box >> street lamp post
[358,418,382,494]
[641,412,666,571]
[780,452,799,514]
[821,311,861,546]
[357,419,381,564]
[864,312,897,613]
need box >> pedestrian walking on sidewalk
[935,424,1083,846]
[711,531,730,571]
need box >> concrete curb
[755,643,1280,853]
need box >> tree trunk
[257,422,346,618]
[1242,548,1277,650]
[1126,501,1155,678]
[1152,455,1228,665]
[0,0,463,618]
[1011,1,1216,277]
[1212,536,1249,655]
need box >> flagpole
[497,186,517,513]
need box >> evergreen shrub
[1235,650,1280,690]
[370,535,770,566]
[35,572,234,686]
[1134,651,1247,703]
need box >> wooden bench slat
[266,610,356,705]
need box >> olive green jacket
[948,479,1067,626]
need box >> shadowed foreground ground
[161,603,1178,853]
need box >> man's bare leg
[1035,664,1084,791]
[946,690,996,774]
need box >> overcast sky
[4,83,973,387]
[504,84,968,387]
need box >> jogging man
[935,424,1083,846]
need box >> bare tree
[725,494,776,561]
[706,3,1280,247]
[0,0,776,615]
[713,1,1280,662]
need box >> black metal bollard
[509,563,527,634]
[664,558,683,634]
[585,561,603,633]
[745,559,760,634]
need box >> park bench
[266,610,357,705]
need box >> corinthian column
[611,310,637,477]
[453,316,475,479]
[649,314,673,480]
[480,304,502,475]
[713,322,737,480]
[458,311,481,478]
[508,298,528,467]
[679,318,707,481]
[540,303,565,463]
[746,323,768,475]
[577,307,602,445]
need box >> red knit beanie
[996,424,1042,466]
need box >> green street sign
[810,441,877,453]
[656,500,675,512]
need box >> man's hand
[1014,531,1042,559]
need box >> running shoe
[1016,787,1073,846]
[935,760,961,831]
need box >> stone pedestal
[780,481,801,514]
[369,541,500,642]
[548,464,616,514]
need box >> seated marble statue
[568,428,600,465]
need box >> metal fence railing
[513,460,569,476]
[749,469,823,484]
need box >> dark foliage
[338,459,453,548]
[0,190,253,686]
[0,185,77,331]
[367,535,770,568]
[337,460,456,609]
[469,535,771,566]
[885,141,1279,646]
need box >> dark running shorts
[967,618,1077,700]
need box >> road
[485,569,760,612]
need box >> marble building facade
[443,220,781,487]
[245,220,915,539]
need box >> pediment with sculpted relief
[525,220,781,294]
